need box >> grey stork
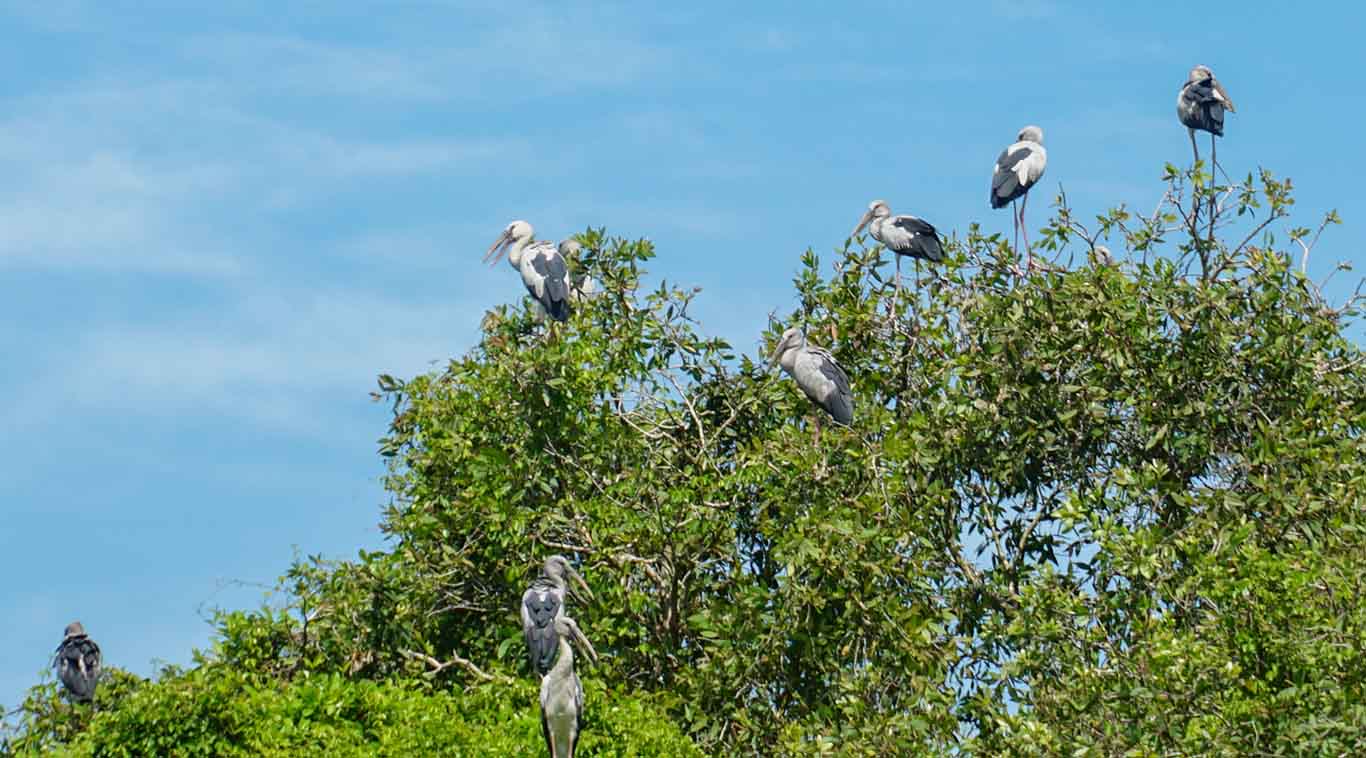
[851,199,944,306]
[54,621,102,703]
[521,555,594,677]
[990,125,1048,272]
[485,220,572,322]
[769,327,853,427]
[539,615,598,758]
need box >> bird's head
[852,200,891,238]
[1188,64,1214,84]
[63,621,87,639]
[1091,244,1115,267]
[554,616,599,664]
[1018,125,1044,145]
[484,220,534,266]
[544,555,595,604]
[767,327,805,370]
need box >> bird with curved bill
[769,327,854,428]
[485,220,573,322]
[54,621,102,704]
[1177,64,1235,171]
[990,125,1048,272]
[522,555,595,677]
[851,199,944,309]
[539,615,599,758]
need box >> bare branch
[400,648,509,683]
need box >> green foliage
[5,667,699,757]
[5,163,1363,756]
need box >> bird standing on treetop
[54,621,102,703]
[484,220,572,322]
[990,125,1048,272]
[1177,65,1234,170]
[769,327,854,426]
[851,199,944,304]
[539,615,598,758]
[522,555,594,677]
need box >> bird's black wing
[55,637,101,702]
[522,588,562,675]
[991,146,1036,208]
[530,250,571,322]
[1183,80,1228,136]
[890,216,944,262]
[813,349,854,426]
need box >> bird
[1177,65,1235,170]
[53,621,101,703]
[1090,244,1115,267]
[769,327,853,426]
[522,555,595,677]
[485,220,572,322]
[557,239,598,303]
[990,125,1048,272]
[539,615,599,758]
[850,200,944,304]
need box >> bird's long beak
[568,619,599,664]
[1214,82,1235,112]
[567,567,595,604]
[483,231,512,266]
[766,342,786,373]
[851,210,874,239]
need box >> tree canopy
[5,163,1363,756]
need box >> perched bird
[769,327,853,426]
[485,220,572,322]
[539,615,599,758]
[1090,244,1115,268]
[522,555,594,677]
[1177,65,1235,169]
[53,621,101,703]
[557,239,598,303]
[851,200,944,302]
[990,125,1048,271]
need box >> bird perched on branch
[1177,64,1235,170]
[539,615,598,758]
[769,327,854,426]
[990,125,1048,272]
[485,220,572,322]
[851,199,944,305]
[54,621,102,703]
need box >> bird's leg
[1021,194,1035,271]
[1012,200,1020,257]
[1009,200,1023,276]
[892,254,902,319]
[1208,134,1218,241]
[1188,127,1203,225]
[912,258,921,327]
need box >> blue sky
[3,1,1363,710]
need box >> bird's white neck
[507,236,531,269]
[870,216,889,242]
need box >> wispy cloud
[7,288,484,441]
